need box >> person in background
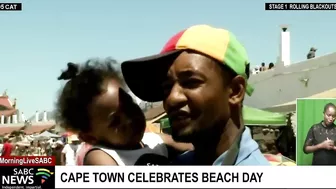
[252,66,260,75]
[56,60,193,166]
[61,135,81,166]
[39,141,47,156]
[1,137,14,157]
[303,103,336,165]
[260,62,266,72]
[45,140,53,156]
[307,47,317,59]
[268,62,274,70]
[15,138,31,156]
[52,140,64,165]
[121,24,269,165]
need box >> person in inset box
[121,25,269,165]
[303,103,336,165]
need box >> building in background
[0,90,18,125]
[245,26,336,112]
[0,91,56,136]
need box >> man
[61,135,81,166]
[121,25,269,165]
[260,62,266,72]
[303,103,336,165]
[1,137,13,157]
[51,140,64,165]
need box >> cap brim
[121,50,182,102]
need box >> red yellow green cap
[122,25,253,102]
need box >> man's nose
[164,84,187,110]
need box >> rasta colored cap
[121,24,254,102]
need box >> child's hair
[55,58,126,133]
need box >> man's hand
[319,138,334,150]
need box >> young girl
[56,58,192,165]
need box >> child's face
[81,79,146,148]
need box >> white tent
[34,131,60,140]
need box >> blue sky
[1,0,335,117]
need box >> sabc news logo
[2,168,54,185]
[36,168,54,184]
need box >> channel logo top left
[0,156,55,189]
[0,3,22,11]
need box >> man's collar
[213,127,259,165]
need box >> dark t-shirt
[304,122,336,165]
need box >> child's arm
[158,133,194,152]
[84,149,118,165]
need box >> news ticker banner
[3,2,336,11]
[55,166,335,188]
[1,156,335,188]
[0,3,22,11]
[2,2,336,11]
[265,2,336,10]
[0,156,55,189]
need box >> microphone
[134,153,171,165]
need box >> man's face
[162,51,245,143]
[324,106,336,126]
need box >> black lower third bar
[0,3,22,11]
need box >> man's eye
[162,82,173,94]
[180,79,202,88]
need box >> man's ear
[228,75,246,106]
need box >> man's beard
[171,124,221,144]
[171,128,196,143]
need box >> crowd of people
[1,134,54,156]
[2,24,296,166]
[250,46,318,75]
[0,132,93,166]
[251,62,275,75]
